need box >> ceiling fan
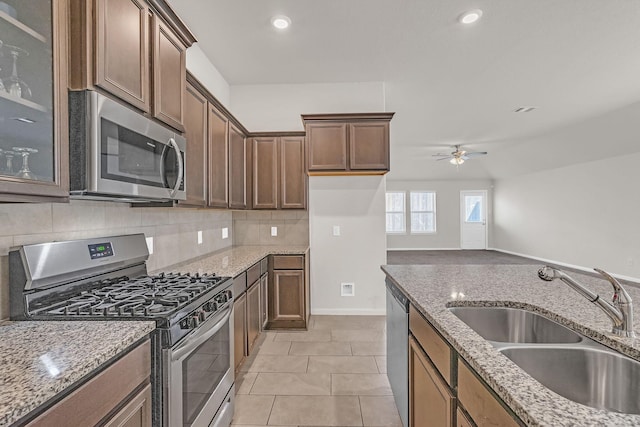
[432,145,487,165]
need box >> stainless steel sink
[500,346,640,414]
[448,306,582,343]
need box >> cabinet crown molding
[301,112,395,123]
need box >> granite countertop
[0,321,155,426]
[158,245,309,278]
[382,264,640,426]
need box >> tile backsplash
[0,200,233,320]
[233,210,309,246]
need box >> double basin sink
[448,306,640,415]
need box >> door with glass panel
[460,190,487,249]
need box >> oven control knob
[198,311,206,322]
[191,315,200,328]
[180,317,197,329]
[203,302,217,313]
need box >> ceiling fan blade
[435,157,453,161]
[432,154,451,158]
[464,151,488,158]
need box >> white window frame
[386,191,406,234]
[410,191,437,234]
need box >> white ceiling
[168,0,640,181]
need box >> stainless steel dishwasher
[386,279,408,427]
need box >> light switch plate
[222,227,229,239]
[271,226,278,237]
[333,225,341,236]
[197,230,203,245]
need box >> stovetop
[28,272,228,319]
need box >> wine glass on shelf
[3,44,32,99]
[12,147,38,180]
[3,150,15,174]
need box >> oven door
[89,91,186,201]
[165,305,234,427]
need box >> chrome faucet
[538,266,636,338]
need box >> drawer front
[247,262,261,285]
[272,255,304,270]
[27,339,150,427]
[458,360,520,427]
[409,305,451,385]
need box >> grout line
[265,394,276,426]
[358,395,365,427]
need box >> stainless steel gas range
[9,234,235,427]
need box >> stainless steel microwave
[69,90,186,202]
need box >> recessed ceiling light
[271,15,291,30]
[514,106,537,113]
[459,9,483,24]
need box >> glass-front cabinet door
[0,0,68,201]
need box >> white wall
[186,44,231,107]
[493,152,640,280]
[230,82,385,131]
[309,176,387,315]
[386,180,493,250]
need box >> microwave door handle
[168,137,184,197]
[160,143,169,188]
[171,306,232,363]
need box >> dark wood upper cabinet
[70,0,194,130]
[228,124,247,209]
[0,0,70,202]
[208,103,229,208]
[251,135,306,210]
[349,121,389,170]
[94,0,150,112]
[280,137,306,209]
[252,137,278,209]
[179,82,207,207]
[152,15,186,131]
[302,113,394,175]
[305,122,347,170]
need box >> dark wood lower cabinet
[408,336,454,427]
[234,293,247,372]
[26,339,151,426]
[103,384,152,427]
[246,280,261,354]
[269,269,305,327]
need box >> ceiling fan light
[450,157,465,165]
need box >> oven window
[182,322,231,425]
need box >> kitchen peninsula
[382,264,640,426]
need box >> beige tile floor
[232,315,402,427]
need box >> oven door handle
[171,306,231,363]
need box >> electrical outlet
[271,226,278,237]
[145,237,154,255]
[222,227,229,239]
[197,230,203,245]
[341,282,355,297]
[333,225,341,236]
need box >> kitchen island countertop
[0,320,155,426]
[382,264,640,426]
[157,245,309,278]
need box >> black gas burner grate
[30,272,226,318]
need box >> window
[410,191,436,233]
[386,192,406,233]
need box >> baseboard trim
[311,308,387,316]
[490,248,640,284]
[387,247,461,251]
